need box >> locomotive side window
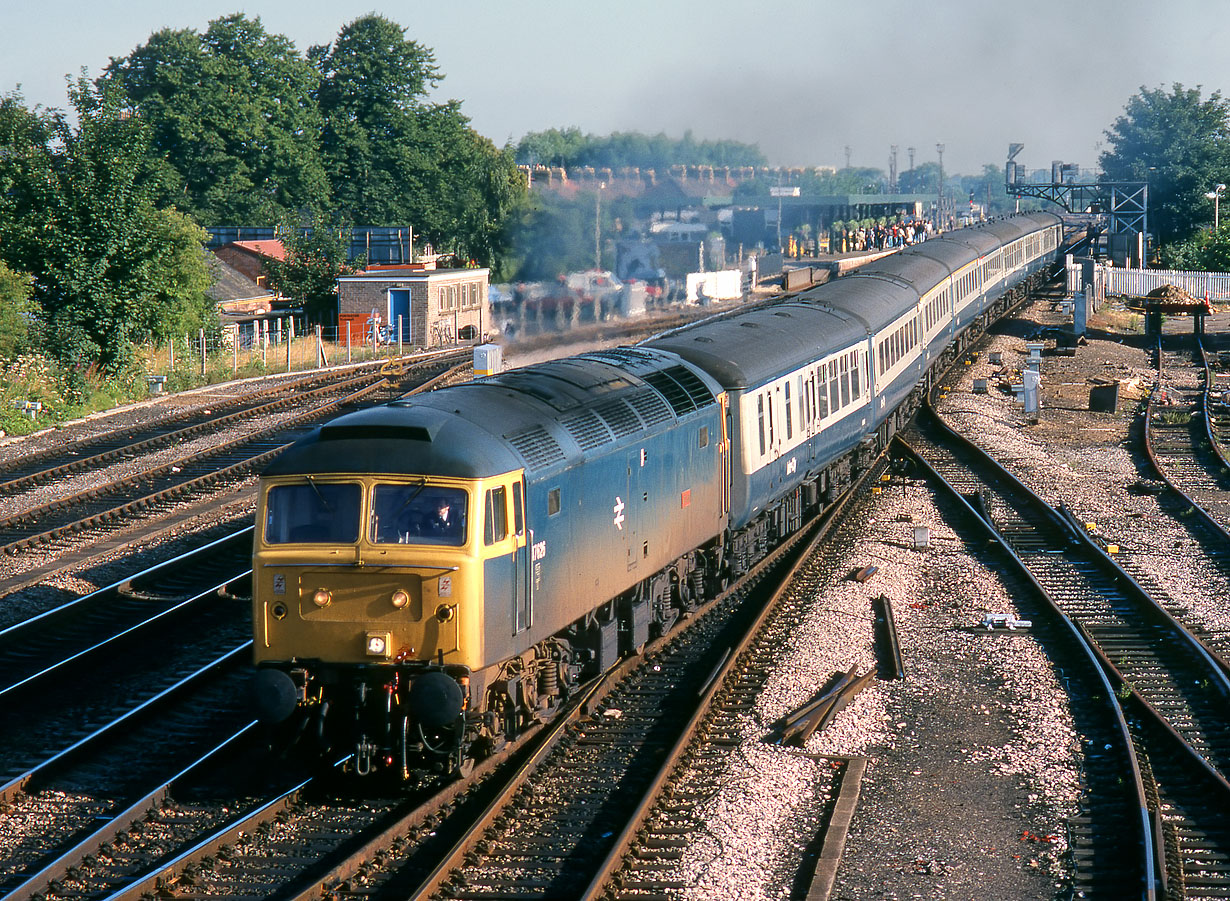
[266,482,361,544]
[513,482,524,535]
[699,426,709,448]
[484,487,508,546]
[371,484,468,546]
[548,487,561,516]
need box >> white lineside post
[398,315,403,356]
[199,328,206,375]
[316,324,324,368]
[233,324,239,372]
[261,321,267,366]
[169,337,174,371]
[346,321,352,363]
[287,317,294,373]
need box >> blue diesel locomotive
[250,212,1062,777]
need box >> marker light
[312,589,332,608]
[391,589,410,609]
[366,632,391,657]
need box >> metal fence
[152,315,458,381]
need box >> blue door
[389,290,411,342]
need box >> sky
[1,0,1226,178]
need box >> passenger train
[250,212,1063,777]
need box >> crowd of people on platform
[833,217,936,254]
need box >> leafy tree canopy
[0,260,35,359]
[515,127,767,170]
[1099,83,1230,242]
[1159,223,1230,271]
[104,12,330,225]
[0,82,212,373]
[309,14,525,269]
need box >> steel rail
[2,722,260,901]
[0,642,251,805]
[897,433,1157,901]
[912,404,1230,793]
[579,463,877,900]
[0,371,379,495]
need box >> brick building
[212,240,287,287]
[336,265,491,347]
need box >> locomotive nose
[252,669,299,722]
[408,671,464,727]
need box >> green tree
[0,261,35,358]
[265,219,363,324]
[312,14,524,269]
[312,14,441,223]
[1159,224,1230,271]
[514,128,766,169]
[1099,84,1230,243]
[105,13,329,224]
[0,81,211,372]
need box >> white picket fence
[1069,263,1230,300]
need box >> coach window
[484,487,508,546]
[828,362,839,411]
[850,354,860,398]
[839,357,851,407]
[548,487,561,516]
[784,382,793,439]
[816,371,829,419]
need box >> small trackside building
[337,265,491,348]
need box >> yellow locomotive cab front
[250,469,531,777]
[253,474,484,672]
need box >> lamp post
[595,181,605,270]
[936,143,945,226]
[1206,183,1226,230]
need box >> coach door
[512,478,532,633]
[719,394,730,516]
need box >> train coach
[250,211,1062,778]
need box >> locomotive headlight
[435,603,456,623]
[366,631,392,657]
[312,588,332,608]
[390,589,410,609]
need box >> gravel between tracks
[650,292,1222,900]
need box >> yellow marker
[1085,522,1097,531]
[1107,544,1119,554]
[872,485,882,494]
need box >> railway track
[0,362,396,495]
[39,467,876,901]
[903,404,1230,897]
[1146,336,1230,543]
[0,354,465,556]
[0,528,252,694]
